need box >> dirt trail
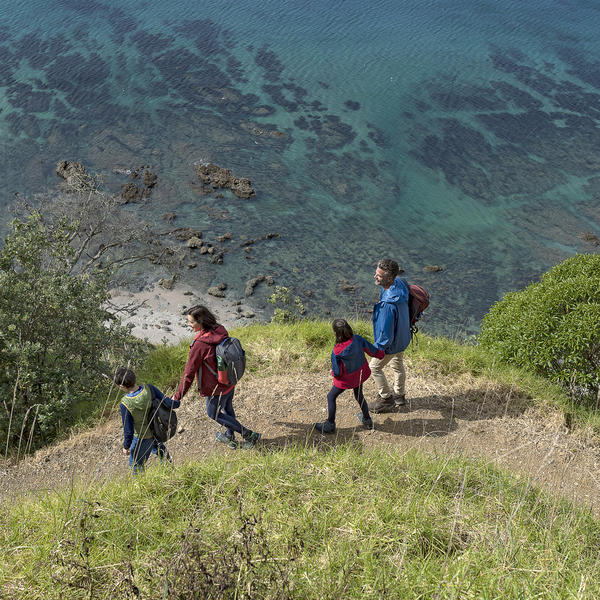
[1,362,600,513]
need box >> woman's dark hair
[114,366,136,388]
[332,318,353,344]
[187,305,218,330]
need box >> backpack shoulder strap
[203,360,217,376]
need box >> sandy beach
[109,282,265,345]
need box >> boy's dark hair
[187,305,218,330]
[114,366,136,388]
[332,319,353,344]
[377,259,400,279]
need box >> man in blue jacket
[368,259,412,414]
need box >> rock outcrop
[196,163,255,199]
[56,160,94,190]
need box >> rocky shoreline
[109,281,265,345]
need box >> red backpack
[402,279,430,333]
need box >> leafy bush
[0,213,145,453]
[267,285,306,323]
[478,254,600,398]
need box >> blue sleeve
[149,384,180,410]
[331,351,342,377]
[120,403,134,449]
[374,304,396,352]
[360,336,381,357]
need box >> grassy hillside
[3,444,600,599]
[3,321,600,599]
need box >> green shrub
[0,213,145,452]
[267,285,306,323]
[478,254,600,398]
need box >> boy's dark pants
[130,437,170,473]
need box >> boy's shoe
[314,420,336,434]
[394,394,407,407]
[368,395,396,414]
[356,413,374,430]
[216,431,237,449]
[242,431,261,449]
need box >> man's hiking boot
[356,413,374,430]
[242,431,261,449]
[216,431,237,449]
[314,420,336,434]
[368,394,396,414]
[394,394,407,407]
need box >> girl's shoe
[314,421,336,434]
[356,413,374,430]
[216,431,237,449]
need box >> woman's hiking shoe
[314,421,336,434]
[368,394,396,414]
[356,413,374,430]
[216,431,237,449]
[242,431,261,449]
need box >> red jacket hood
[195,324,228,345]
[333,338,353,355]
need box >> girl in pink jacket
[314,319,384,434]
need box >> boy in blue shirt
[114,367,180,474]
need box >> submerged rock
[244,273,265,296]
[579,232,600,246]
[121,182,142,203]
[195,162,255,198]
[56,160,93,189]
[207,286,225,298]
[143,169,158,189]
[186,236,203,249]
[158,276,177,290]
[174,227,203,241]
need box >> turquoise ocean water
[1,0,599,335]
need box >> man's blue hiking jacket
[372,276,411,354]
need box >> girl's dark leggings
[326,384,370,423]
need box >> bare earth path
[2,361,599,513]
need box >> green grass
[3,444,600,599]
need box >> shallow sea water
[1,0,599,336]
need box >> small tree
[478,254,600,399]
[0,213,145,453]
[267,286,306,324]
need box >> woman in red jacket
[174,305,260,449]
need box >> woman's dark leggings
[206,388,248,438]
[326,384,370,423]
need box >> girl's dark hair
[187,305,218,330]
[332,318,353,344]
